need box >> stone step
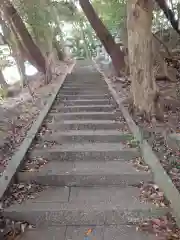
[19,161,149,186]
[63,82,104,86]
[46,120,125,131]
[54,99,113,106]
[48,112,116,121]
[39,130,133,143]
[61,86,108,90]
[4,186,167,226]
[63,83,107,87]
[56,94,112,100]
[59,91,108,95]
[17,225,157,240]
[29,143,139,161]
[64,80,103,84]
[51,105,115,113]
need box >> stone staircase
[3,64,167,239]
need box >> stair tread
[6,187,154,207]
[49,112,116,116]
[4,186,167,226]
[20,161,149,176]
[48,120,119,124]
[41,130,131,136]
[31,142,136,152]
[19,225,156,240]
[53,104,114,108]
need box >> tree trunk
[53,40,64,61]
[177,3,180,22]
[127,0,160,119]
[79,21,90,59]
[155,0,180,35]
[14,50,27,87]
[1,1,46,73]
[0,69,8,88]
[79,0,125,76]
[0,17,27,87]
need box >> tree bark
[79,21,90,59]
[79,0,125,76]
[1,1,46,73]
[127,0,160,119]
[155,0,180,35]
[0,69,8,88]
[0,17,27,87]
[53,40,64,61]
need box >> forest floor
[102,65,180,192]
[96,63,180,239]
[0,60,73,176]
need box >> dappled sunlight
[0,0,180,239]
[3,62,38,85]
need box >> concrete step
[61,86,108,90]
[48,112,117,121]
[51,105,115,113]
[64,80,104,84]
[46,120,125,131]
[19,227,66,240]
[18,225,156,240]
[54,99,114,106]
[29,143,139,161]
[4,186,167,226]
[19,161,149,186]
[30,143,139,161]
[63,83,107,87]
[56,94,112,100]
[39,130,133,143]
[59,91,108,95]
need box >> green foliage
[0,46,13,69]
[0,86,7,100]
[92,0,126,34]
[12,0,79,54]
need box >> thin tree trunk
[1,0,46,73]
[52,6,66,56]
[178,3,180,22]
[53,40,64,61]
[155,0,180,35]
[127,0,160,119]
[14,51,27,87]
[79,0,125,76]
[0,69,8,88]
[79,21,90,59]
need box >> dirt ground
[95,63,180,239]
[0,60,74,175]
[99,62,180,190]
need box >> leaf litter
[3,183,47,208]
[0,215,33,240]
[98,63,180,240]
[138,214,180,239]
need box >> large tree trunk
[1,1,46,73]
[79,0,125,76]
[0,17,27,87]
[127,0,160,119]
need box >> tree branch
[155,0,180,35]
